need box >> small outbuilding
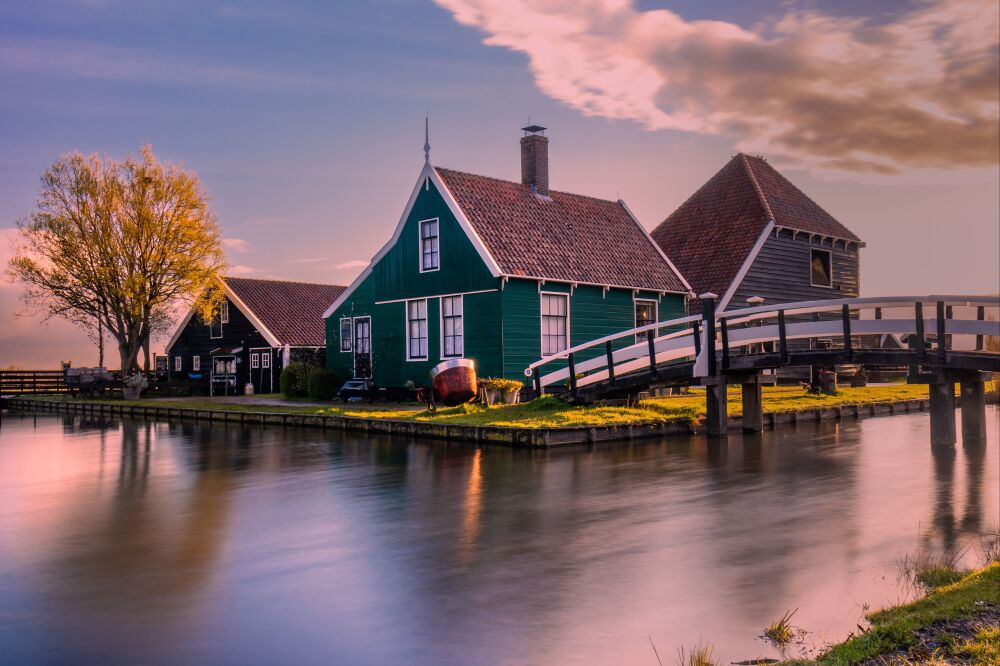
[652,153,864,312]
[165,277,345,394]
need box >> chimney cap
[522,124,547,135]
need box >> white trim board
[717,220,775,312]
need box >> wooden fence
[0,370,69,395]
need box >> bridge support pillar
[704,377,728,437]
[960,377,988,445]
[928,380,956,448]
[738,373,775,433]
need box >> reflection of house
[323,126,690,387]
[651,154,863,312]
[165,278,344,394]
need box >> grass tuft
[914,565,967,590]
[954,625,1000,664]
[762,609,804,648]
[676,640,719,666]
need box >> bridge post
[960,376,987,445]
[741,375,764,433]
[700,293,727,436]
[928,378,956,448]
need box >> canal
[0,409,996,665]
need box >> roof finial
[423,113,431,164]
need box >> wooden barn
[323,126,691,388]
[166,278,345,394]
[652,154,863,313]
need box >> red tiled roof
[435,167,688,293]
[224,277,346,347]
[651,154,861,309]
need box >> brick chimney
[520,125,549,195]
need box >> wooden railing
[0,370,70,395]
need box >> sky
[1,0,998,368]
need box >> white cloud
[222,237,250,253]
[335,259,369,270]
[434,0,999,173]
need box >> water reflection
[0,409,996,665]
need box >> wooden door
[353,317,372,379]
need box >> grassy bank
[23,384,931,429]
[783,563,999,665]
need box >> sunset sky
[2,0,998,367]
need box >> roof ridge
[434,165,621,207]
[739,153,776,222]
[224,276,346,289]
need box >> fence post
[533,370,543,397]
[914,302,925,359]
[720,317,730,371]
[777,310,788,363]
[646,329,658,378]
[975,306,985,351]
[605,341,616,386]
[936,301,947,363]
[701,293,718,377]
[691,320,701,357]
[567,352,578,399]
[842,303,853,360]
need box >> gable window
[634,299,658,343]
[419,218,439,272]
[441,295,463,358]
[261,352,270,369]
[220,300,229,323]
[541,293,569,356]
[810,248,833,287]
[174,356,182,372]
[250,352,260,369]
[209,311,223,339]
[192,356,201,372]
[340,318,353,352]
[406,299,429,360]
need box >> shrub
[280,362,309,398]
[307,368,341,401]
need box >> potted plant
[496,378,523,404]
[479,378,523,406]
[122,372,148,400]
[479,378,500,406]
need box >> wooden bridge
[525,295,1000,446]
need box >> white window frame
[174,356,182,372]
[339,317,353,352]
[250,352,260,369]
[634,298,658,344]
[209,314,223,339]
[809,247,834,288]
[220,300,229,324]
[418,218,440,273]
[261,351,270,368]
[440,295,464,359]
[192,355,201,372]
[405,298,429,361]
[540,291,570,357]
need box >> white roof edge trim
[428,167,503,277]
[718,219,775,312]
[165,279,283,351]
[322,163,436,319]
[502,274,688,296]
[618,198,693,293]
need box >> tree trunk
[142,336,151,375]
[97,317,105,368]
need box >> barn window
[419,218,440,272]
[441,295,463,358]
[220,301,229,323]
[634,299,658,343]
[251,352,260,369]
[810,248,833,287]
[192,356,201,372]
[261,352,270,368]
[541,293,569,356]
[174,356,182,372]
[406,299,428,360]
[340,318,352,352]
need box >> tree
[7,146,226,374]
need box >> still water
[0,409,996,665]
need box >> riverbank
[3,385,940,446]
[782,563,999,665]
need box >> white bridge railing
[523,295,1000,394]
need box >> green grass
[784,563,1000,665]
[22,384,929,430]
[955,625,1000,663]
[915,565,968,590]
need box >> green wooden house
[323,126,691,388]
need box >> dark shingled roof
[651,154,860,308]
[224,277,346,347]
[435,167,688,293]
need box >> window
[192,356,201,372]
[541,293,569,356]
[441,296,463,358]
[406,299,429,360]
[419,218,439,272]
[810,248,833,287]
[220,301,229,323]
[209,314,223,339]
[250,352,260,369]
[340,318,352,352]
[634,299,658,343]
[174,356,182,372]
[261,352,270,369]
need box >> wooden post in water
[960,377,987,445]
[741,375,764,434]
[701,293,728,437]
[928,378,956,448]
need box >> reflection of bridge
[525,295,1000,446]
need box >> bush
[280,362,309,398]
[307,368,341,401]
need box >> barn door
[353,317,372,379]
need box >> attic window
[220,301,229,323]
[810,248,832,287]
[419,218,439,272]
